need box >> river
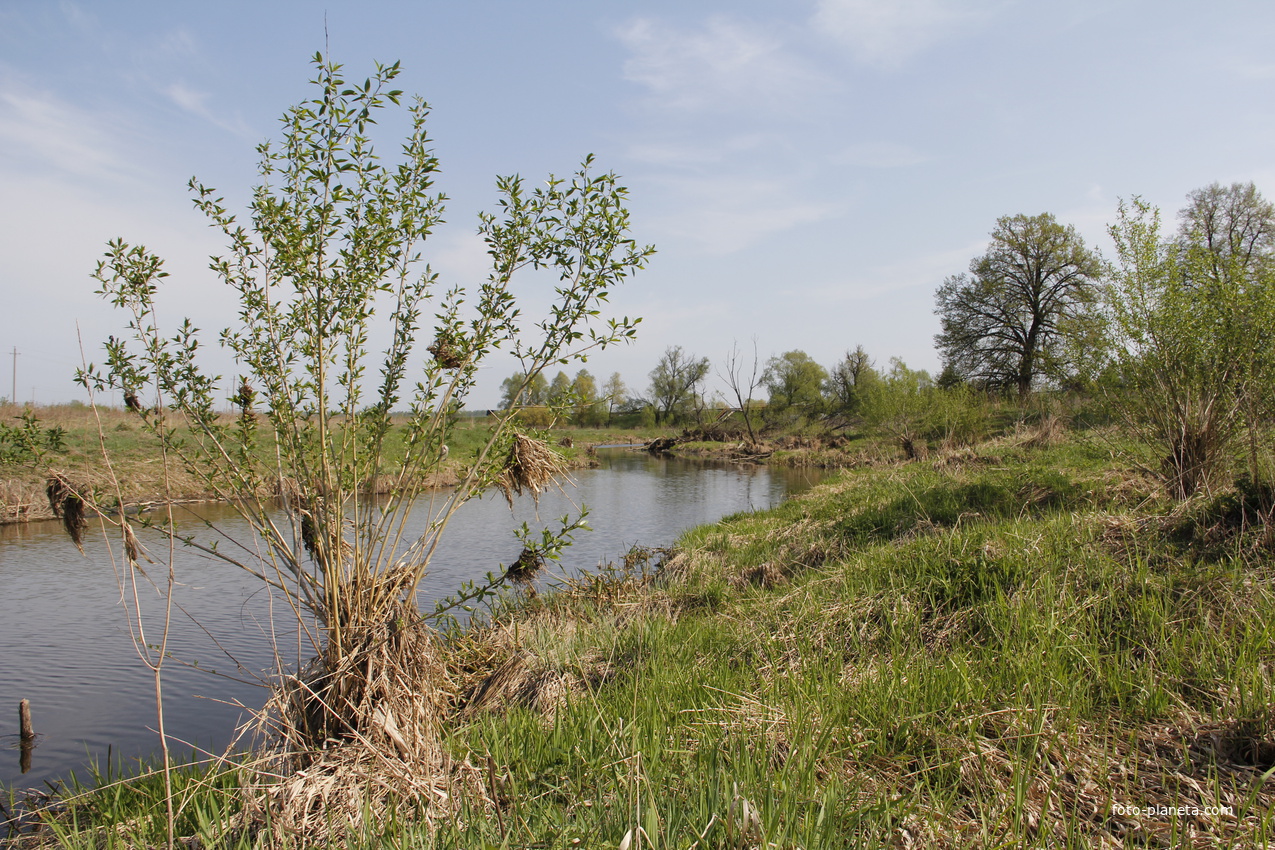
[0,449,825,790]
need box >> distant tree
[761,350,828,417]
[935,213,1102,397]
[824,345,878,416]
[571,369,604,426]
[719,338,762,444]
[934,364,964,390]
[547,371,573,407]
[861,358,933,459]
[499,371,548,409]
[648,345,710,424]
[601,372,627,422]
[1178,181,1275,281]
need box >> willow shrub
[72,53,651,826]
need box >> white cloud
[616,16,827,111]
[59,1,95,32]
[162,81,255,138]
[1227,59,1275,80]
[0,82,138,182]
[832,141,931,168]
[651,174,841,254]
[804,239,984,302]
[156,27,198,59]
[812,0,998,69]
[624,133,776,167]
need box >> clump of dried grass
[505,547,546,582]
[460,650,581,723]
[45,473,88,552]
[240,604,467,840]
[1020,412,1068,448]
[426,332,466,369]
[497,434,567,507]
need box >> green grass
[20,429,1275,847]
[433,433,1275,847]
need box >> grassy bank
[431,432,1275,847]
[15,428,1275,847]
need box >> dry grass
[497,433,568,507]
[236,607,468,841]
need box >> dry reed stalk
[0,480,48,522]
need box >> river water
[0,449,825,790]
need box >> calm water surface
[0,450,825,789]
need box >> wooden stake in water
[19,699,34,774]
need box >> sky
[2,1,1274,409]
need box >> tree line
[497,340,944,440]
[497,180,1275,499]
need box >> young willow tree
[78,56,651,813]
[1104,196,1269,498]
[935,213,1101,397]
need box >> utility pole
[10,347,16,405]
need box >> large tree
[824,345,878,416]
[1178,181,1275,280]
[762,350,828,416]
[935,213,1101,397]
[648,345,710,424]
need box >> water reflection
[0,450,825,789]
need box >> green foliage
[647,345,709,425]
[860,358,932,456]
[824,345,878,417]
[1104,194,1275,497]
[601,371,627,423]
[570,368,606,426]
[499,370,549,408]
[0,408,66,465]
[546,370,572,406]
[79,55,651,697]
[935,213,1102,396]
[760,349,827,421]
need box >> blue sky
[3,1,1274,408]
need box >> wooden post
[19,699,34,774]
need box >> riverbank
[21,427,1275,847]
[435,430,1275,847]
[0,404,669,524]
